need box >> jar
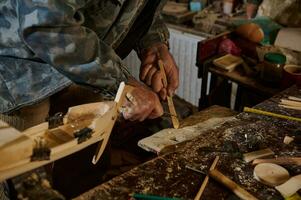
[261,53,286,84]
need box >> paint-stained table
[75,86,301,200]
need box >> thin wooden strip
[288,96,301,102]
[194,156,219,200]
[279,104,301,111]
[252,157,301,166]
[276,175,301,198]
[243,148,274,163]
[244,107,301,123]
[281,99,301,107]
[158,59,180,129]
[209,169,258,200]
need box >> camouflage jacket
[0,0,169,113]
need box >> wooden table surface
[75,86,301,200]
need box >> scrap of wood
[281,99,301,107]
[252,157,301,166]
[158,59,180,129]
[288,96,301,102]
[243,148,274,163]
[279,104,301,111]
[194,156,219,200]
[138,117,235,154]
[283,136,294,145]
[275,175,301,198]
[209,169,258,200]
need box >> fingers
[151,71,163,93]
[140,64,153,81]
[166,66,179,96]
[146,67,157,86]
[159,88,167,100]
[140,54,156,81]
[120,86,163,122]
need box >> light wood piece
[213,54,244,72]
[253,163,290,187]
[209,169,258,200]
[158,59,180,129]
[243,148,274,163]
[92,83,134,164]
[275,175,301,198]
[194,156,219,200]
[252,157,301,166]
[0,82,130,181]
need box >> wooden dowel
[288,96,301,102]
[252,157,301,166]
[279,104,301,111]
[194,156,219,200]
[281,99,301,107]
[209,169,258,200]
[244,107,301,123]
[243,148,274,163]
[158,59,180,129]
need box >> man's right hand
[121,78,163,121]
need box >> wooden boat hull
[0,102,117,181]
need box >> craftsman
[0,0,179,199]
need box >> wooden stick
[280,99,301,108]
[209,169,258,200]
[279,104,301,111]
[158,59,180,129]
[244,107,301,123]
[288,96,301,102]
[92,83,134,164]
[243,148,274,163]
[252,157,301,166]
[194,156,219,200]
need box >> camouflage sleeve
[247,0,263,5]
[19,0,130,95]
[136,0,170,51]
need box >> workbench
[75,86,301,200]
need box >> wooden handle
[209,169,258,200]
[194,156,219,200]
[252,157,301,166]
[158,60,180,129]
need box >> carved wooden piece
[243,148,274,163]
[253,163,290,187]
[252,157,301,166]
[0,82,131,181]
[158,59,180,129]
[275,175,301,198]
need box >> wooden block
[213,54,244,72]
[276,175,301,198]
[252,157,301,166]
[243,148,274,163]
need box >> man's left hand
[139,43,179,100]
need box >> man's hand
[121,78,163,121]
[139,43,179,100]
